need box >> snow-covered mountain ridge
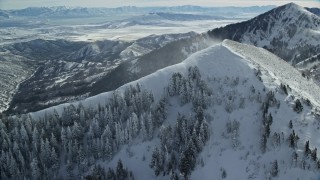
[209,3,320,64]
[19,40,320,179]
[2,39,320,179]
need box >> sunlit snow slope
[29,40,320,179]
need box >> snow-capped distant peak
[281,2,319,23]
[284,2,318,17]
[285,2,303,11]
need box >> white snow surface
[29,39,320,179]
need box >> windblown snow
[224,40,320,107]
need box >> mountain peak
[284,2,300,8]
[277,2,316,17]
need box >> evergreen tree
[260,134,267,153]
[61,107,72,127]
[179,80,189,105]
[289,120,293,129]
[90,165,106,180]
[79,106,86,127]
[140,118,148,140]
[50,147,59,169]
[280,83,288,95]
[9,155,18,178]
[92,118,101,138]
[153,97,167,127]
[199,121,209,143]
[61,127,67,152]
[17,150,26,175]
[72,122,83,140]
[20,124,29,143]
[305,140,311,156]
[103,139,113,160]
[267,113,273,125]
[116,159,128,180]
[146,112,154,139]
[32,128,40,153]
[271,160,278,177]
[170,171,179,180]
[167,153,177,174]
[288,130,299,148]
[66,160,74,179]
[311,148,317,161]
[265,123,271,138]
[131,112,139,138]
[107,168,116,180]
[30,158,40,180]
[272,132,280,148]
[292,151,298,167]
[50,133,58,151]
[78,146,88,172]
[180,153,192,180]
[294,99,303,113]
[150,147,161,176]
[221,168,227,179]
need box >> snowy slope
[22,39,320,179]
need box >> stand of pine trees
[0,66,211,179]
[150,66,211,180]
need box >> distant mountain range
[0,5,276,18]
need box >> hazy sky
[0,0,319,9]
